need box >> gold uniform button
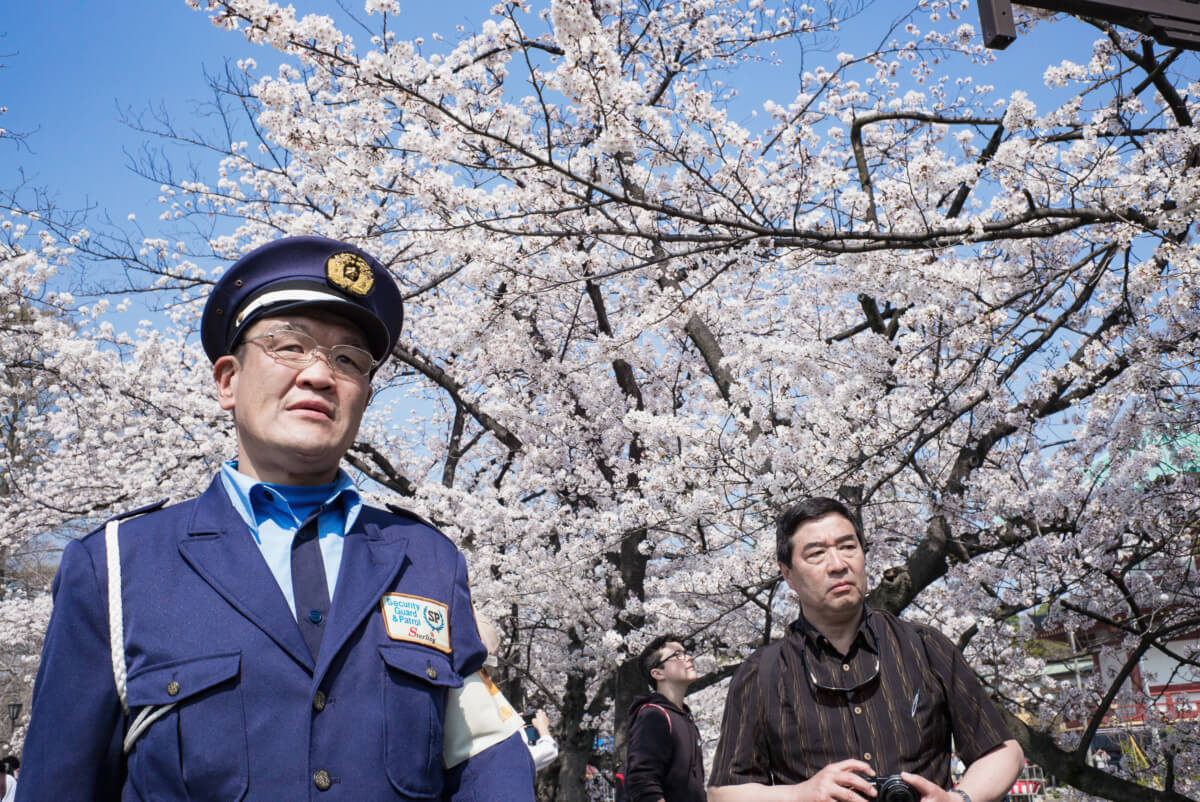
[842,664,851,672]
[426,666,438,680]
[854,706,863,715]
[166,681,181,696]
[864,752,873,761]
[313,769,332,791]
[313,691,327,712]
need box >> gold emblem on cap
[326,252,375,297]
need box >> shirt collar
[790,606,877,657]
[219,460,362,532]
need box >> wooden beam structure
[979,0,1200,50]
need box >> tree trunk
[611,656,644,778]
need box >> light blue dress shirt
[219,461,363,617]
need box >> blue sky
[1,0,499,236]
[1,1,1108,272]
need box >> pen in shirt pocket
[911,689,921,719]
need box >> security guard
[18,237,535,800]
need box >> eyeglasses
[243,327,377,378]
[799,626,880,695]
[652,649,693,669]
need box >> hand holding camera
[862,774,918,802]
[893,769,972,802]
[795,758,877,800]
[795,759,954,802]
[521,709,551,745]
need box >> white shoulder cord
[105,521,129,716]
[105,519,176,754]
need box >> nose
[296,352,337,385]
[826,549,848,572]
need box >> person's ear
[779,561,797,592]
[213,355,240,412]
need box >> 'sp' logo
[326,252,375,296]
[425,607,445,631]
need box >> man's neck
[233,450,342,486]
[803,605,865,655]
[656,681,688,709]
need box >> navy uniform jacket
[17,478,535,801]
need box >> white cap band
[233,288,346,328]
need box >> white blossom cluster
[3,1,1200,797]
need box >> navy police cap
[201,236,403,365]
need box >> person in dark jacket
[18,237,535,801]
[622,634,706,802]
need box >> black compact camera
[520,711,539,745]
[863,775,917,802]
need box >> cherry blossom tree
[5,1,1200,799]
[0,146,229,744]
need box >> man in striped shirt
[708,497,1024,802]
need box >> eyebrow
[269,318,369,349]
[802,533,857,551]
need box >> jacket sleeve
[448,549,487,677]
[17,539,124,802]
[442,670,524,768]
[528,734,559,771]
[443,729,536,801]
[708,656,772,786]
[919,626,1013,764]
[624,706,672,802]
[440,550,534,800]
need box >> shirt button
[313,691,327,712]
[842,663,851,672]
[864,752,873,761]
[313,769,332,791]
[308,610,324,624]
[854,706,863,715]
[426,666,438,680]
[166,681,181,696]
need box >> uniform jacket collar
[176,476,411,681]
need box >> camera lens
[878,777,917,802]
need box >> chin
[275,446,342,473]
[829,595,864,613]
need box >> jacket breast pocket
[125,651,247,802]
[379,643,462,798]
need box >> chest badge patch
[381,593,451,653]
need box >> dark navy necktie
[292,517,331,661]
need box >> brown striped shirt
[708,608,1011,789]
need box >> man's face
[779,513,867,624]
[650,641,697,687]
[214,310,372,486]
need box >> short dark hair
[0,754,17,773]
[638,634,683,691]
[776,497,865,565]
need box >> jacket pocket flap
[126,652,242,707]
[378,644,462,689]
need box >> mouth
[829,581,856,595]
[288,401,334,419]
